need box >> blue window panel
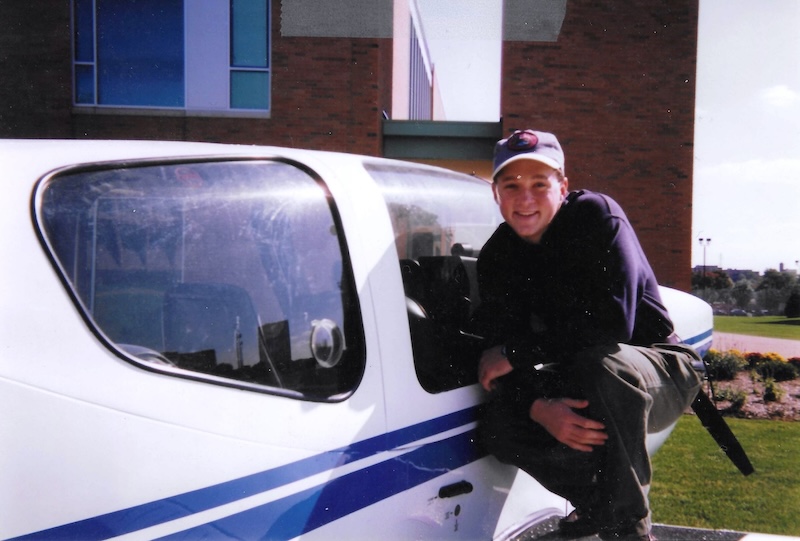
[231,71,269,110]
[96,0,185,107]
[73,0,94,62]
[231,0,269,68]
[75,64,95,104]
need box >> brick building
[0,0,697,290]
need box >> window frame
[34,156,365,402]
[366,162,502,393]
[70,0,272,118]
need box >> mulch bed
[704,372,800,421]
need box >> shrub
[704,349,747,380]
[763,378,785,402]
[747,352,798,382]
[744,351,786,368]
[756,358,798,382]
[714,387,747,413]
[744,352,763,368]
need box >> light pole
[698,237,712,280]
[697,237,711,300]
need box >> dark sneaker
[558,509,600,538]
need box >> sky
[416,0,800,274]
[415,0,502,122]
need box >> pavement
[511,514,796,541]
[712,332,800,358]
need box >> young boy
[472,129,702,541]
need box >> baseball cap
[492,129,565,179]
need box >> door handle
[438,480,473,499]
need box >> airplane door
[359,162,524,539]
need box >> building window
[72,0,271,113]
[408,15,432,120]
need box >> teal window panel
[231,71,270,110]
[231,0,269,68]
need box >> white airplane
[0,139,730,540]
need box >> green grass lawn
[714,315,800,341]
[651,415,800,536]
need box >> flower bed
[701,349,800,420]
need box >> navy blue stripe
[683,329,712,346]
[682,329,713,357]
[12,407,481,540]
[158,429,483,540]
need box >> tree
[757,269,797,313]
[785,287,800,318]
[757,268,795,291]
[692,269,733,291]
[731,280,754,310]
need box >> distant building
[692,267,764,283]
[0,0,698,290]
[726,269,762,282]
[692,265,722,275]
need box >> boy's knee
[571,346,641,393]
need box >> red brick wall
[0,2,392,156]
[0,2,73,138]
[500,0,697,290]
[265,35,392,153]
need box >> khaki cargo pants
[479,343,703,538]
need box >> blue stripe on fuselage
[160,429,481,540]
[682,328,713,357]
[683,329,712,347]
[13,407,482,540]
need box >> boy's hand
[530,398,608,452]
[478,345,513,391]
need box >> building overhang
[382,120,502,160]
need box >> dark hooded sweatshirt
[470,189,674,371]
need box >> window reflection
[367,163,501,393]
[39,160,364,401]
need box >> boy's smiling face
[493,160,568,244]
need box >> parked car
[0,140,713,540]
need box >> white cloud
[693,158,800,271]
[760,85,800,108]
[698,158,800,186]
[416,0,502,121]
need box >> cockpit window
[366,163,502,393]
[37,160,364,401]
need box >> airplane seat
[406,292,482,393]
[454,255,479,310]
[416,256,472,330]
[162,282,262,375]
[400,259,426,304]
[406,295,447,392]
[450,243,480,308]
[404,256,484,392]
